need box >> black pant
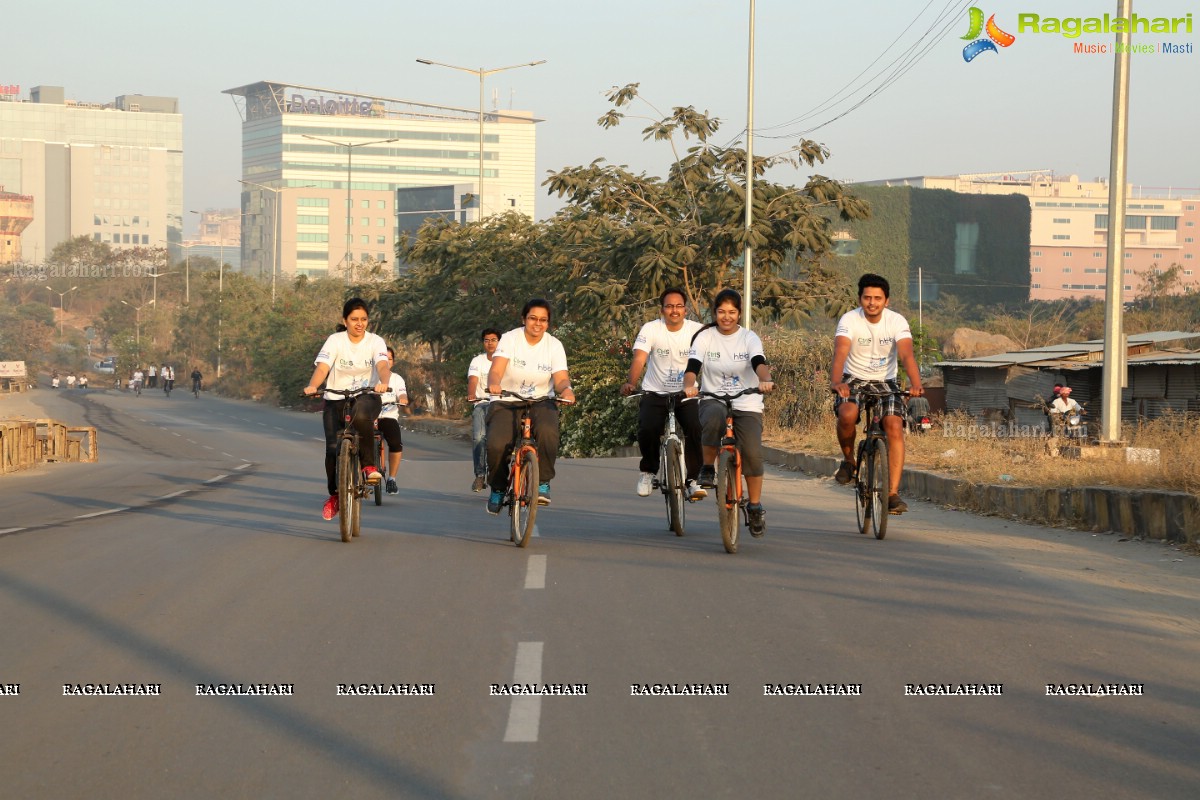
[486,401,560,492]
[322,395,382,496]
[637,394,702,481]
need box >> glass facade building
[224,81,539,280]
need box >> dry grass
[764,409,1200,495]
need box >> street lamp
[144,268,174,306]
[415,57,545,220]
[237,181,314,302]
[301,134,399,281]
[46,285,78,336]
[177,242,201,304]
[120,298,155,362]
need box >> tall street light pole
[742,0,756,330]
[415,58,546,220]
[144,269,174,307]
[301,135,398,282]
[120,298,154,363]
[237,180,314,302]
[177,242,200,305]
[47,285,78,336]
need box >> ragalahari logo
[962,7,1016,61]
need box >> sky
[7,0,1198,235]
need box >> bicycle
[700,388,763,554]
[495,391,571,548]
[317,386,381,543]
[838,388,910,540]
[628,391,695,536]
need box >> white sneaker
[636,472,655,497]
[687,480,707,501]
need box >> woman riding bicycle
[484,299,576,514]
[682,289,774,536]
[302,298,392,521]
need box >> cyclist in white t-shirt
[831,273,924,515]
[466,328,501,493]
[302,298,393,521]
[683,288,775,537]
[620,287,706,501]
[377,346,409,495]
[484,299,575,514]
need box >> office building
[860,172,1200,301]
[223,81,539,280]
[0,85,183,263]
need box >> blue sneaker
[487,489,503,515]
[537,482,551,506]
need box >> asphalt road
[2,387,1198,799]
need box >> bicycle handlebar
[829,387,912,398]
[626,390,698,402]
[493,389,575,406]
[699,388,763,401]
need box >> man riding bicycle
[620,288,706,502]
[831,273,924,515]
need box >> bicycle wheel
[337,439,356,543]
[854,444,870,535]
[510,449,539,548]
[664,437,686,537]
[716,449,739,554]
[373,439,384,506]
[869,439,889,540]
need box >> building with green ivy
[828,183,1031,310]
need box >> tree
[542,83,869,331]
[382,212,568,414]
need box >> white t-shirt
[467,353,493,401]
[314,330,390,400]
[688,326,766,413]
[835,307,912,381]
[377,373,409,420]
[492,328,568,401]
[1051,396,1081,415]
[634,318,704,393]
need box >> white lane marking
[236,462,252,470]
[503,641,544,743]
[524,555,547,590]
[74,508,130,519]
[205,474,230,484]
[156,490,190,500]
[186,439,197,445]
[0,528,25,534]
[221,452,236,458]
[532,523,539,538]
[171,431,182,437]
[202,445,214,450]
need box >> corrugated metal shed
[936,330,1200,423]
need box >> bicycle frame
[496,391,558,548]
[700,388,762,554]
[630,391,692,536]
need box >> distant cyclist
[830,273,924,515]
[191,367,203,395]
[620,287,706,501]
[302,298,393,521]
[466,328,501,493]
[378,346,409,495]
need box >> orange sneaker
[362,466,382,485]
[322,494,339,520]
